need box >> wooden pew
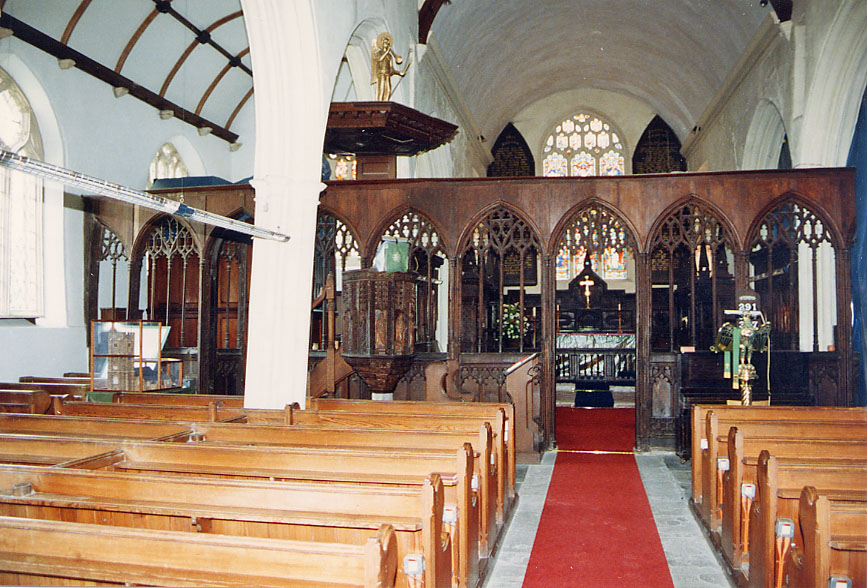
[0,413,191,440]
[0,515,398,587]
[700,414,867,527]
[114,391,245,407]
[43,399,503,560]
[307,397,517,507]
[746,451,867,588]
[691,405,867,504]
[719,428,867,570]
[0,413,487,585]
[0,466,442,588]
[52,397,245,421]
[261,404,509,531]
[19,375,91,385]
[0,381,88,399]
[0,435,128,466]
[0,434,469,587]
[0,390,52,414]
[59,439,475,587]
[786,486,867,588]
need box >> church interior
[0,0,865,586]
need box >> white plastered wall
[0,28,251,380]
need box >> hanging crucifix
[579,276,594,309]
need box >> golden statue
[371,32,407,101]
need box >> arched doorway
[550,202,640,445]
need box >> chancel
[0,1,865,587]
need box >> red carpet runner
[522,408,674,587]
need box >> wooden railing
[555,348,636,383]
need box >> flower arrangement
[499,303,528,340]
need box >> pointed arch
[487,123,535,177]
[550,199,640,258]
[457,202,543,258]
[458,203,543,354]
[746,192,845,253]
[366,205,450,261]
[742,99,787,170]
[632,115,687,174]
[647,195,738,253]
[129,214,203,350]
[747,194,842,353]
[647,196,737,352]
[800,0,867,166]
[371,206,450,352]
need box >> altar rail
[555,348,637,384]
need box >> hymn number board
[502,250,537,286]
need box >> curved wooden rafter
[162,12,248,98]
[225,87,253,131]
[115,9,159,74]
[196,48,250,117]
[60,0,94,45]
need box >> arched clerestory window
[542,112,626,177]
[147,143,189,188]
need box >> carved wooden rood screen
[321,169,856,450]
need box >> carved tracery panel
[749,200,836,351]
[97,222,128,313]
[143,217,201,348]
[650,201,735,352]
[379,210,446,351]
[312,210,360,349]
[460,206,542,353]
[313,210,360,297]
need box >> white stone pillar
[244,176,322,408]
[241,0,328,408]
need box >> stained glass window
[325,154,357,180]
[571,152,595,177]
[543,152,568,177]
[555,208,634,282]
[599,150,625,176]
[542,112,626,177]
[556,248,570,280]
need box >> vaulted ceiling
[0,0,776,149]
[429,0,773,143]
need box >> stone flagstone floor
[483,450,735,587]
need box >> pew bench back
[0,515,398,587]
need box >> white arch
[741,98,787,170]
[799,0,867,166]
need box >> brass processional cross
[579,276,594,308]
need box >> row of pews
[0,374,88,414]
[0,390,517,587]
[690,404,867,588]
